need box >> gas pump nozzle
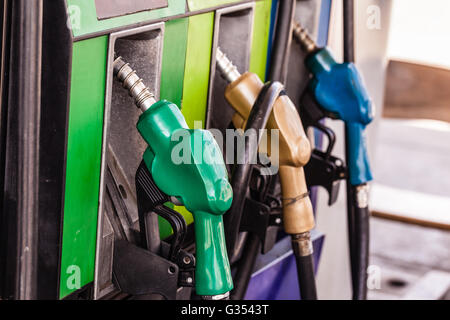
[216,48,318,300]
[293,22,373,300]
[113,57,233,299]
[292,22,373,186]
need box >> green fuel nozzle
[113,57,233,299]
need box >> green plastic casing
[136,99,233,296]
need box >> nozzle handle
[346,122,372,186]
[193,211,233,296]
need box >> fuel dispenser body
[0,0,328,300]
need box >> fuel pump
[112,56,233,300]
[216,48,318,300]
[293,20,373,300]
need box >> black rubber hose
[295,253,317,300]
[345,136,356,287]
[291,231,318,300]
[343,0,355,63]
[351,200,370,300]
[268,0,296,83]
[7,0,43,300]
[224,82,284,260]
[343,0,370,300]
[231,233,261,300]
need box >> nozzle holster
[300,89,347,205]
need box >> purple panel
[244,234,324,300]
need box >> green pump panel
[54,0,273,299]
[60,36,108,298]
[160,18,189,108]
[181,12,214,129]
[250,0,272,79]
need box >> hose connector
[291,231,313,257]
[216,47,242,83]
[355,184,370,208]
[292,22,318,55]
[113,56,157,112]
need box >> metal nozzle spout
[215,47,242,84]
[113,56,157,112]
[292,22,318,54]
[201,291,230,300]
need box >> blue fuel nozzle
[294,23,374,186]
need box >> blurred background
[315,0,450,299]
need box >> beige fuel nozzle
[216,49,315,235]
